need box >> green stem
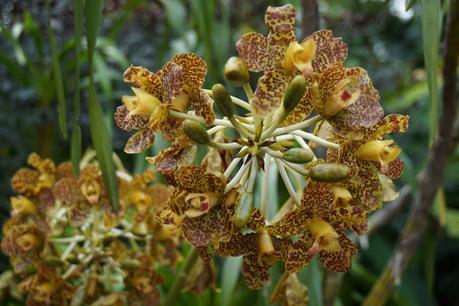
[163,248,199,306]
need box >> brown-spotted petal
[170,53,207,89]
[191,89,215,125]
[318,234,356,272]
[265,4,296,34]
[236,32,269,72]
[124,128,155,154]
[11,168,40,195]
[281,78,315,126]
[372,114,410,138]
[160,61,185,106]
[241,252,271,289]
[114,105,149,131]
[252,70,290,117]
[330,67,383,129]
[174,165,226,194]
[123,65,162,97]
[310,30,348,73]
[301,181,335,217]
[147,137,195,185]
[285,234,314,273]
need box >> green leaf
[85,0,119,210]
[217,256,243,306]
[47,0,68,139]
[298,257,323,306]
[85,0,105,63]
[71,0,85,174]
[87,79,119,211]
[420,0,441,143]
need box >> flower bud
[308,163,349,183]
[121,259,142,270]
[282,148,314,164]
[283,75,307,114]
[224,56,250,86]
[43,256,65,267]
[182,119,210,145]
[212,84,234,118]
[233,192,253,228]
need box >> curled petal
[236,32,269,72]
[310,30,348,73]
[252,70,290,116]
[331,67,383,129]
[318,234,356,272]
[147,138,195,185]
[379,174,400,202]
[124,128,155,154]
[123,65,162,97]
[372,114,410,137]
[191,90,215,125]
[114,105,148,131]
[11,168,41,195]
[175,165,226,194]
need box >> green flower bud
[233,192,253,228]
[308,163,349,183]
[224,56,250,86]
[182,119,210,145]
[212,83,234,118]
[283,148,314,163]
[121,259,141,270]
[43,256,65,267]
[283,75,307,113]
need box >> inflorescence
[2,4,409,305]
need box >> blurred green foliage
[0,0,458,305]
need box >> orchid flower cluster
[114,4,408,294]
[1,152,185,305]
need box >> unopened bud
[308,163,349,183]
[283,148,314,164]
[121,259,141,270]
[212,84,234,118]
[182,119,210,145]
[43,256,64,267]
[224,56,250,86]
[233,192,253,228]
[283,75,307,113]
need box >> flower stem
[270,115,322,137]
[163,247,199,306]
[291,130,339,150]
[274,158,301,205]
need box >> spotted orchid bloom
[109,3,408,295]
[156,137,237,250]
[324,114,409,210]
[115,53,214,154]
[1,153,180,305]
[236,4,383,131]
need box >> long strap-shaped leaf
[71,0,85,174]
[46,0,68,139]
[85,0,119,211]
[421,0,442,142]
